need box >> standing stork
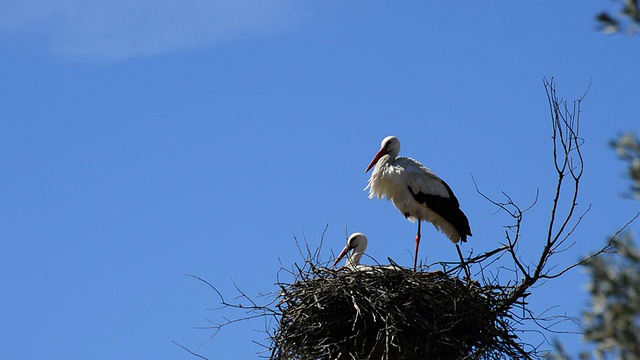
[332,233,368,269]
[365,136,472,271]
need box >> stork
[332,232,368,269]
[365,135,472,271]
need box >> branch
[472,79,597,323]
[547,210,640,280]
[173,341,210,360]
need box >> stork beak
[332,244,352,267]
[365,148,386,173]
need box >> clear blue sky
[1,1,638,359]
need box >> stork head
[365,136,400,173]
[332,232,368,268]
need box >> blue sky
[1,1,639,359]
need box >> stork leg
[413,221,422,271]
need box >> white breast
[365,156,461,242]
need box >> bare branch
[172,340,210,360]
[544,211,640,280]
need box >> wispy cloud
[0,0,305,62]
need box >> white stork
[365,135,472,271]
[332,232,368,269]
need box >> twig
[173,340,210,360]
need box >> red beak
[332,244,352,267]
[365,148,386,173]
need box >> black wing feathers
[408,184,472,242]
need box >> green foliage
[582,234,640,359]
[596,0,640,34]
[570,132,640,360]
[611,133,640,199]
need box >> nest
[270,265,526,360]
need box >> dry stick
[173,341,210,360]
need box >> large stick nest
[270,264,527,360]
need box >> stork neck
[375,153,397,170]
[346,251,364,269]
[386,148,399,160]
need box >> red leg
[414,221,421,271]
